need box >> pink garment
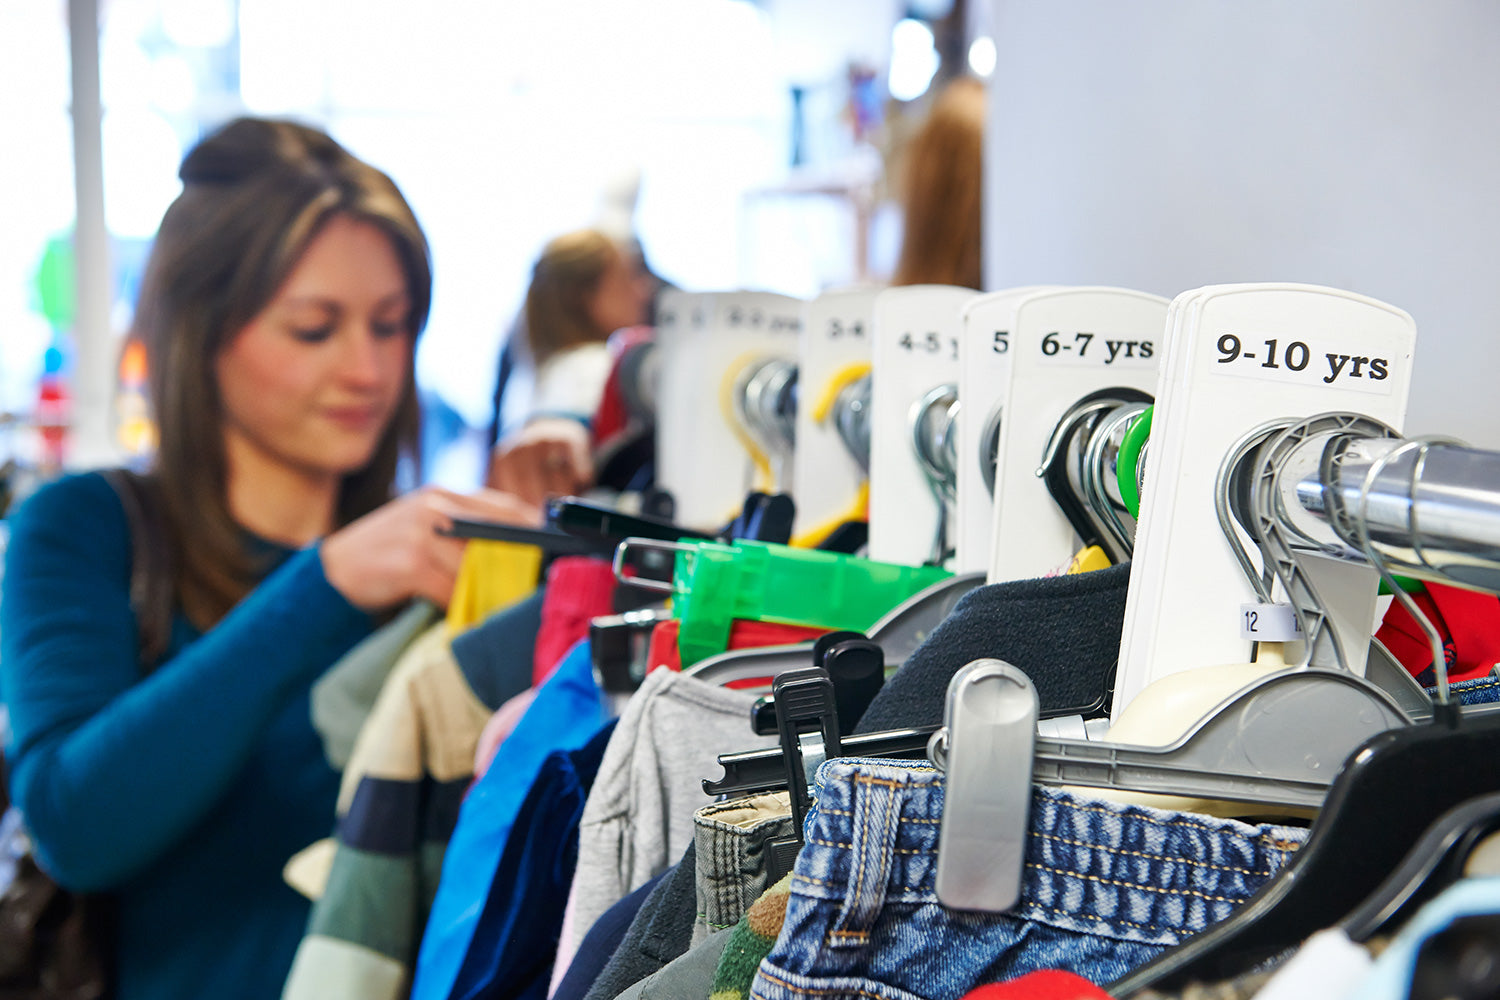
[533,557,617,685]
[472,688,538,779]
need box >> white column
[67,0,118,467]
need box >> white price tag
[1035,330,1158,368]
[1238,603,1304,642]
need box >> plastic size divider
[654,289,716,528]
[988,288,1168,583]
[794,286,880,539]
[1112,284,1417,719]
[955,287,1059,574]
[867,285,978,567]
[654,290,803,530]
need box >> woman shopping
[0,117,537,1000]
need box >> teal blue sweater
[0,473,374,1000]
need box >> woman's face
[215,214,412,486]
[587,249,651,335]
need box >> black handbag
[0,469,174,1000]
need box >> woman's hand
[485,417,594,508]
[320,486,542,610]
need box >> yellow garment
[1065,545,1112,575]
[444,540,543,635]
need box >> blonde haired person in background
[486,229,651,506]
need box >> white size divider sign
[793,286,880,540]
[654,290,803,530]
[955,287,1060,574]
[1112,284,1417,719]
[867,285,978,567]
[654,289,716,527]
[987,288,1168,584]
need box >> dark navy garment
[448,720,618,1000]
[551,873,666,1000]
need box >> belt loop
[826,769,907,948]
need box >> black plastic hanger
[1037,387,1152,562]
[1108,704,1500,995]
[1341,789,1500,943]
[748,633,885,736]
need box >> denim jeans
[694,791,794,944]
[750,758,1308,1000]
[1449,675,1500,706]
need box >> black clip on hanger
[751,632,884,736]
[547,496,716,544]
[590,607,675,695]
[763,667,842,884]
[444,517,614,556]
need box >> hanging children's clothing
[565,667,781,958]
[282,578,559,1000]
[311,600,441,770]
[446,719,619,1000]
[745,758,1307,1000]
[854,564,1131,733]
[412,641,608,1000]
[551,874,667,1000]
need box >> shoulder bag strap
[99,468,175,671]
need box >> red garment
[962,970,1112,1000]
[591,327,654,450]
[645,618,830,684]
[533,557,618,685]
[1376,583,1500,686]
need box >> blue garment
[0,472,371,1000]
[413,640,606,1000]
[552,873,666,1000]
[1448,675,1500,706]
[751,758,1309,999]
[448,719,618,1000]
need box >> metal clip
[930,659,1038,912]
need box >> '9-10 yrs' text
[1216,334,1389,385]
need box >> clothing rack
[1293,435,1500,591]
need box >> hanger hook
[1353,436,1462,709]
[1216,419,1296,602]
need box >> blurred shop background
[0,0,992,496]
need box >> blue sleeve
[0,473,373,890]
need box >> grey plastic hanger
[831,373,872,474]
[1216,419,1435,721]
[979,402,1004,498]
[910,383,959,565]
[1036,389,1152,564]
[931,413,1431,912]
[1080,400,1150,559]
[929,657,1410,911]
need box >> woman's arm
[0,473,371,890]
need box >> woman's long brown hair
[893,77,985,290]
[134,117,431,629]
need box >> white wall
[985,0,1500,446]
